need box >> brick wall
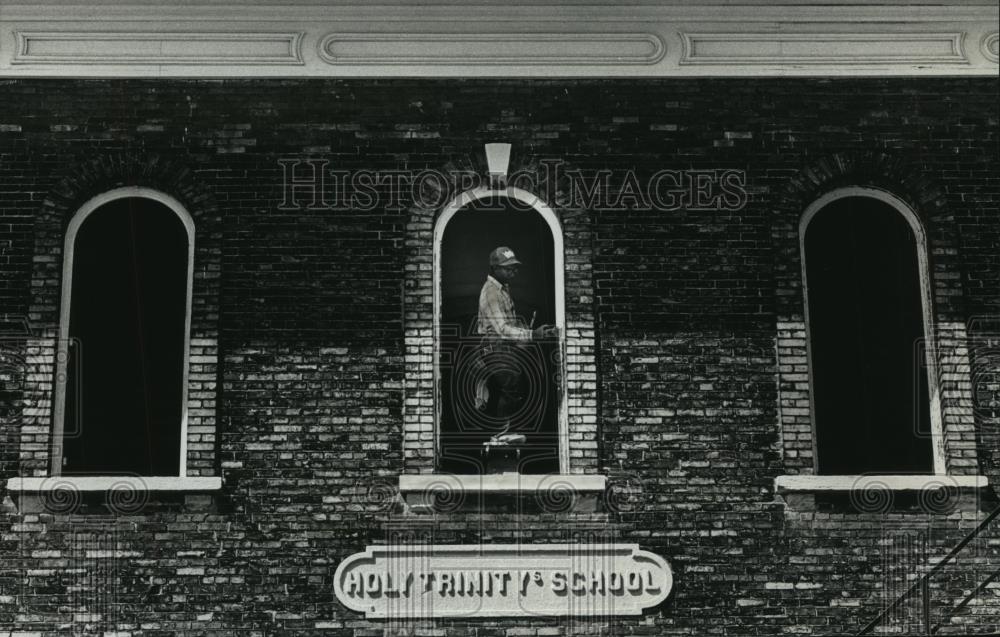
[0,78,997,635]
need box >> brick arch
[771,152,953,334]
[21,154,221,477]
[401,152,597,476]
[771,152,978,480]
[775,151,946,226]
[41,153,214,225]
[407,153,585,223]
[31,153,219,333]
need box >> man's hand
[532,325,560,340]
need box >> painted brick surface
[0,78,997,635]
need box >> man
[476,246,559,422]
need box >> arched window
[801,188,941,475]
[434,189,566,475]
[54,190,194,476]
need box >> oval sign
[334,543,672,618]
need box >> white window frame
[432,186,569,474]
[798,185,946,476]
[50,186,195,477]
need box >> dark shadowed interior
[63,197,188,476]
[805,196,933,475]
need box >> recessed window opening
[803,194,936,475]
[58,194,192,476]
[436,194,563,475]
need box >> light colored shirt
[477,275,531,341]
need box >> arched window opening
[803,194,935,475]
[436,193,564,475]
[58,195,192,476]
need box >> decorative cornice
[0,3,996,77]
[679,32,968,66]
[318,32,665,66]
[983,31,1000,62]
[13,31,305,66]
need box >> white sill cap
[399,473,606,493]
[775,474,988,493]
[6,476,222,492]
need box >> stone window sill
[775,474,987,493]
[775,474,989,511]
[6,476,222,493]
[398,473,607,513]
[4,476,222,514]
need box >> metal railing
[857,504,1000,635]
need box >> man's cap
[489,246,522,267]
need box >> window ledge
[775,474,988,494]
[6,476,222,493]
[398,473,607,513]
[398,473,606,494]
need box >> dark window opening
[438,197,560,475]
[805,196,934,475]
[62,197,188,476]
